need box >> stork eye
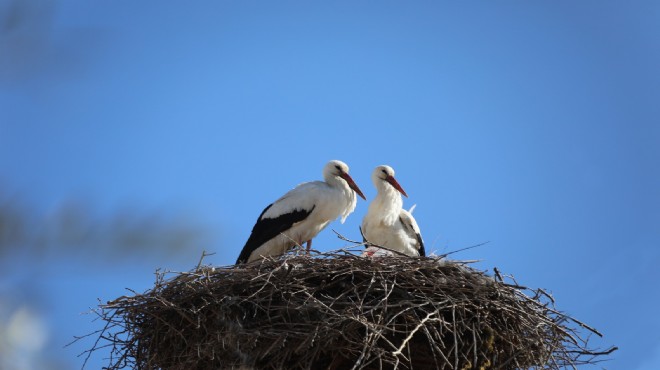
[381,169,388,175]
[335,165,341,171]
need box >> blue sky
[1,1,659,369]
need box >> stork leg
[306,239,312,252]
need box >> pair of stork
[236,160,425,264]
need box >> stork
[361,165,425,257]
[236,160,366,264]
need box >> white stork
[361,165,425,257]
[236,160,366,264]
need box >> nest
[80,249,616,369]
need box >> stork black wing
[235,204,315,264]
[399,216,425,257]
[416,233,426,257]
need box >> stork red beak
[386,175,408,197]
[340,173,366,200]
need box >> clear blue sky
[1,1,659,369]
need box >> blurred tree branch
[0,191,212,263]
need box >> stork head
[372,165,408,197]
[324,160,366,200]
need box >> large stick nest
[82,249,615,369]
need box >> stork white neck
[322,160,365,222]
[368,170,403,226]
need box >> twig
[195,250,215,271]
[438,241,490,258]
[392,310,438,356]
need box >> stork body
[361,165,425,257]
[236,160,366,264]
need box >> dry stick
[244,263,286,300]
[515,289,604,338]
[438,241,490,258]
[350,331,375,370]
[566,346,619,356]
[353,303,428,367]
[392,310,438,356]
[537,287,556,305]
[452,306,459,370]
[493,267,504,282]
[332,229,411,258]
[195,250,215,271]
[332,229,368,247]
[73,309,115,369]
[472,323,477,368]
